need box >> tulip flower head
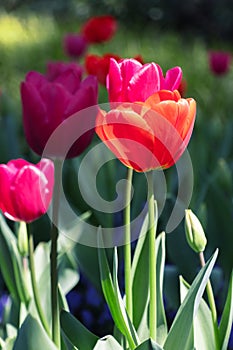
[107,58,182,103]
[96,90,196,172]
[81,15,117,44]
[208,50,231,75]
[63,33,88,59]
[21,62,98,158]
[0,158,54,223]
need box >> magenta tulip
[208,50,231,75]
[107,58,182,103]
[0,158,54,223]
[21,63,98,158]
[63,33,88,59]
[46,61,84,81]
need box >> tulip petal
[10,165,51,222]
[96,108,155,171]
[54,69,81,94]
[163,66,182,90]
[128,63,161,102]
[25,71,47,89]
[0,165,18,220]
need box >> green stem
[124,167,133,321]
[147,171,157,341]
[199,251,220,349]
[27,224,50,336]
[50,158,62,349]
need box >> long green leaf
[155,232,167,345]
[0,214,30,305]
[93,335,123,350]
[13,314,57,350]
[219,271,233,350]
[180,276,215,350]
[60,310,99,350]
[135,338,164,349]
[98,229,138,349]
[164,249,218,350]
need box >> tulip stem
[27,224,50,336]
[199,251,220,348]
[50,158,62,349]
[124,167,133,321]
[147,171,157,342]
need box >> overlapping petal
[96,90,196,172]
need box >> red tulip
[0,158,54,222]
[81,15,117,44]
[85,53,121,85]
[107,58,182,103]
[63,33,88,59]
[21,63,98,158]
[208,50,231,75]
[96,90,196,172]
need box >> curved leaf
[135,338,164,349]
[93,335,123,350]
[13,314,57,350]
[164,249,218,350]
[219,271,233,350]
[60,310,99,350]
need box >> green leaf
[155,232,167,345]
[180,276,215,350]
[93,335,123,350]
[60,310,99,350]
[98,228,139,349]
[219,271,233,350]
[13,314,57,350]
[131,212,150,332]
[0,214,30,305]
[164,249,218,350]
[135,338,164,350]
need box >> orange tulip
[96,90,196,172]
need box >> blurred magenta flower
[63,33,88,59]
[20,63,98,158]
[0,158,54,223]
[46,61,83,81]
[107,58,182,103]
[81,15,117,44]
[208,50,232,75]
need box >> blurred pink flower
[63,33,88,59]
[21,63,98,158]
[208,50,232,75]
[107,58,182,103]
[0,158,54,223]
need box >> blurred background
[0,0,232,345]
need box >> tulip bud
[184,209,207,253]
[17,221,28,256]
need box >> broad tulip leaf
[13,314,57,350]
[135,338,164,349]
[180,276,215,350]
[60,310,99,350]
[98,229,139,349]
[0,214,30,305]
[93,335,123,350]
[164,249,218,350]
[219,271,233,350]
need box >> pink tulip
[0,158,54,223]
[46,61,84,81]
[21,63,98,158]
[107,58,182,103]
[63,33,88,59]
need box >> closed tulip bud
[185,209,207,253]
[17,221,28,256]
